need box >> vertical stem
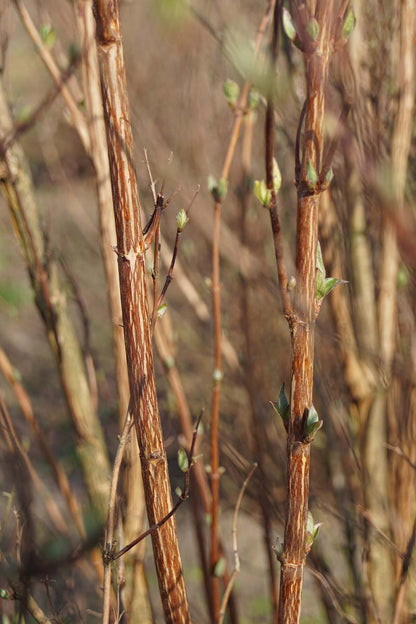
[93,2,190,621]
[278,2,333,621]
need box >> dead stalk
[218,463,257,624]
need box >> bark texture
[92,2,190,621]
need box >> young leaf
[323,277,347,297]
[214,557,226,577]
[157,303,167,318]
[39,24,56,48]
[248,88,260,110]
[282,7,297,41]
[272,158,282,193]
[217,177,228,200]
[223,79,240,106]
[208,175,217,194]
[176,208,189,230]
[342,8,356,40]
[178,448,189,472]
[315,271,327,300]
[316,241,326,276]
[270,383,290,426]
[306,160,318,189]
[254,179,271,207]
[307,18,320,41]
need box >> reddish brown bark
[277,2,335,621]
[92,2,190,621]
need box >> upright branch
[271,1,345,621]
[92,2,190,621]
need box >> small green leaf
[39,24,56,48]
[341,8,356,40]
[271,384,290,426]
[176,208,189,230]
[175,486,183,497]
[323,277,347,297]
[214,557,227,577]
[307,17,319,41]
[316,271,327,299]
[254,179,271,207]
[306,405,319,428]
[272,158,282,193]
[157,303,167,318]
[324,167,334,187]
[217,177,228,200]
[223,79,240,106]
[248,88,260,110]
[304,405,323,439]
[313,522,323,541]
[208,175,217,194]
[306,511,314,535]
[316,241,326,276]
[306,160,318,190]
[178,448,189,472]
[282,7,297,41]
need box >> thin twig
[218,463,257,624]
[0,394,68,535]
[209,3,276,614]
[392,514,416,624]
[0,348,86,539]
[12,0,90,152]
[385,443,416,471]
[308,567,360,624]
[156,187,199,315]
[112,412,202,561]
[359,507,404,558]
[102,409,134,624]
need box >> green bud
[307,18,320,41]
[304,404,323,439]
[248,88,260,110]
[39,24,56,48]
[271,384,290,427]
[178,448,189,472]
[324,167,334,187]
[272,158,282,193]
[208,175,217,194]
[254,179,272,207]
[176,208,189,230]
[282,7,297,41]
[213,368,223,383]
[217,177,228,199]
[175,486,183,497]
[342,8,356,40]
[306,160,318,190]
[214,557,227,578]
[157,303,167,318]
[316,241,326,276]
[223,79,240,106]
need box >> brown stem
[93,2,190,621]
[277,2,334,621]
